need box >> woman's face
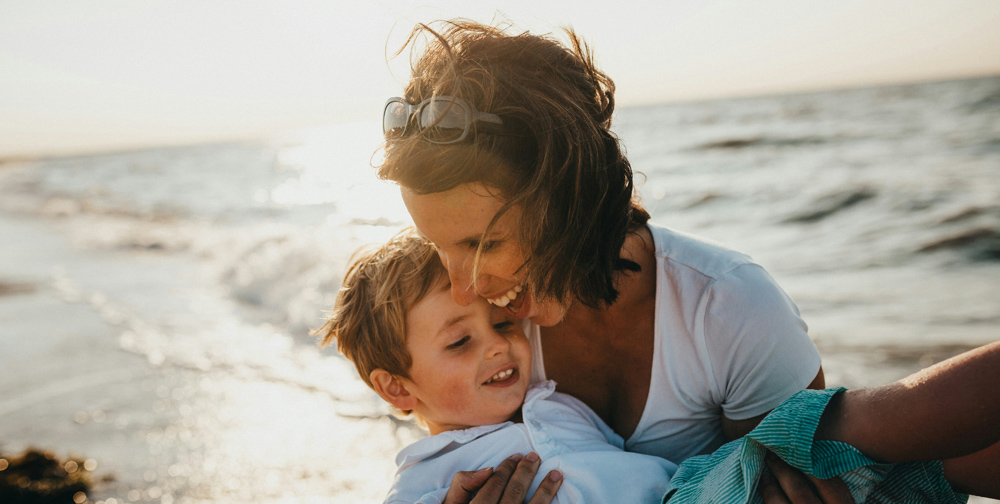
[401,183,570,326]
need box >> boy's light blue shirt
[386,380,677,504]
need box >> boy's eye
[447,336,470,349]
[493,321,515,332]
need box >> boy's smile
[400,276,531,435]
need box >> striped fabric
[664,388,966,504]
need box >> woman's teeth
[488,286,523,307]
[486,368,514,383]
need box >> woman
[379,20,826,503]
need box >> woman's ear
[370,369,418,411]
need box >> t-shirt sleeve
[702,263,822,421]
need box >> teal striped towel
[664,388,966,504]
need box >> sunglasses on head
[383,96,507,144]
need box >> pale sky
[2,0,999,157]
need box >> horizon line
[4,71,998,162]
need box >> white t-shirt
[385,381,677,504]
[526,223,822,463]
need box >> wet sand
[0,214,417,503]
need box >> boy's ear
[370,369,418,411]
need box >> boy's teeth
[487,369,514,383]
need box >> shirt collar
[395,422,512,471]
[394,381,558,470]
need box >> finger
[806,475,854,504]
[471,454,522,504]
[443,467,495,504]
[766,454,822,504]
[759,471,791,504]
[499,451,542,504]
[526,470,563,504]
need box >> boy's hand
[443,452,563,504]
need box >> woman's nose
[448,268,478,306]
[440,251,478,306]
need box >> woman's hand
[759,452,853,504]
[443,452,563,504]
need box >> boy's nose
[485,329,511,358]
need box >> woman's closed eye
[467,239,501,253]
[447,336,470,350]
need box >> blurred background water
[1,75,998,503]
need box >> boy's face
[402,276,531,435]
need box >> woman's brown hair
[378,19,649,308]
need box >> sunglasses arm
[473,111,508,134]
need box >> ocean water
[1,76,998,503]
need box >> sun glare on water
[270,119,411,230]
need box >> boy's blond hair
[315,229,446,390]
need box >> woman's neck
[564,225,656,324]
[538,225,657,437]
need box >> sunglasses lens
[383,101,409,139]
[419,99,468,143]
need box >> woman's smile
[401,184,525,304]
[485,285,522,308]
[401,184,572,326]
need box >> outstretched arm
[815,341,1000,462]
[814,341,1000,496]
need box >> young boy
[316,231,676,504]
[317,231,999,504]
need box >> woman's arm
[705,263,823,440]
[705,264,833,502]
[815,341,1000,462]
[722,367,826,440]
[943,441,1000,496]
[814,341,1000,497]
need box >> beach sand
[0,213,419,503]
